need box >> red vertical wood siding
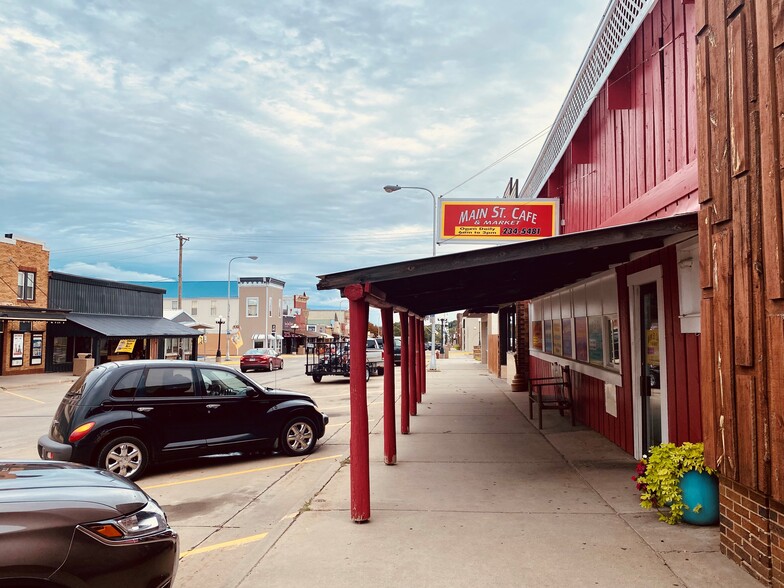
[551,1,697,234]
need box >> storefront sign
[115,339,136,354]
[439,199,560,243]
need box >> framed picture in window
[531,321,543,351]
[588,316,604,366]
[561,318,573,358]
[544,320,553,353]
[552,319,562,356]
[30,333,43,365]
[575,317,588,362]
[11,332,24,367]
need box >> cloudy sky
[2,0,609,309]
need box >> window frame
[17,270,35,301]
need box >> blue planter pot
[680,470,719,525]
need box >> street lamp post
[215,315,225,361]
[226,255,258,360]
[384,184,439,370]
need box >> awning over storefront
[65,314,201,337]
[317,213,698,316]
[252,333,267,341]
[0,306,68,322]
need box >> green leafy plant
[633,442,715,525]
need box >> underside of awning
[65,314,201,337]
[0,306,68,322]
[317,213,698,316]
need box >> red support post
[408,313,418,416]
[345,284,370,523]
[399,312,410,433]
[381,307,396,465]
[421,318,427,395]
[417,318,424,403]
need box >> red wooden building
[318,0,784,584]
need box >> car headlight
[80,500,169,543]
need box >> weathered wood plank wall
[697,0,784,503]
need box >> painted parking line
[180,532,269,559]
[142,453,344,490]
[0,389,45,404]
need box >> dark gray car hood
[0,461,149,515]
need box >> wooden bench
[528,364,575,429]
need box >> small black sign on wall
[19,321,31,333]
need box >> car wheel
[241,366,247,373]
[97,436,149,481]
[377,367,384,377]
[365,367,370,382]
[279,360,284,370]
[312,374,322,383]
[280,417,317,456]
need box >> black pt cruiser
[38,360,329,481]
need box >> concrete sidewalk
[238,355,757,588]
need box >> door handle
[137,407,154,413]
[206,404,220,409]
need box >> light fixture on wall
[678,258,694,269]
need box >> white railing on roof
[515,0,656,200]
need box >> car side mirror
[245,387,260,398]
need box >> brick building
[0,234,66,376]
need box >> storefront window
[52,337,68,365]
[529,272,620,373]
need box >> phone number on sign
[501,227,541,236]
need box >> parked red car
[240,348,283,373]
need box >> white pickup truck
[366,337,384,376]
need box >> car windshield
[245,348,274,356]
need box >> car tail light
[68,422,96,442]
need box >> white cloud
[1,0,611,306]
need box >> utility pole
[176,234,189,309]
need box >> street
[0,355,387,586]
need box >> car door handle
[206,404,220,409]
[137,407,154,413]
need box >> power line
[442,125,552,197]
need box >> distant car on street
[240,347,283,372]
[393,336,402,366]
[38,360,328,481]
[0,460,178,587]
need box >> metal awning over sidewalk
[0,306,68,322]
[65,314,201,337]
[317,213,698,315]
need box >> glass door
[639,283,661,451]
